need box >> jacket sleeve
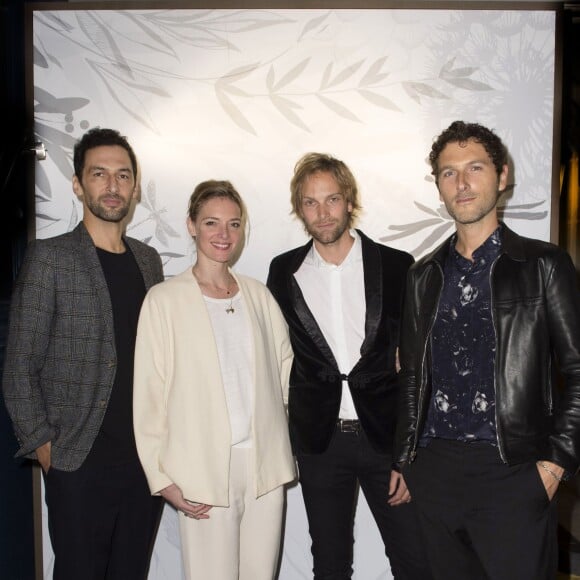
[394,267,420,464]
[2,242,57,458]
[133,290,174,494]
[545,251,580,474]
[267,290,293,406]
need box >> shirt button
[98,400,107,408]
[108,360,116,368]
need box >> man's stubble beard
[305,214,350,246]
[85,196,131,223]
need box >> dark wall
[0,305,34,580]
[0,0,35,578]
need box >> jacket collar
[288,229,381,369]
[288,238,314,274]
[290,228,373,270]
[125,237,160,289]
[72,221,109,287]
[358,230,383,358]
[424,223,526,267]
[499,224,526,261]
[71,221,115,340]
[72,221,158,286]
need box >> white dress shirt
[294,230,366,420]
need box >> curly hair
[429,121,508,181]
[290,152,361,228]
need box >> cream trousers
[178,446,285,580]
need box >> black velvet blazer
[267,230,413,455]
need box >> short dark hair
[429,121,508,182]
[290,152,361,228]
[187,180,247,228]
[73,128,138,180]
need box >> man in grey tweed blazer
[3,128,163,579]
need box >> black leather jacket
[395,225,580,474]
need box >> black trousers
[44,458,162,580]
[297,427,432,580]
[403,439,558,580]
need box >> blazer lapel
[74,222,115,344]
[288,241,339,369]
[125,237,158,289]
[358,230,383,358]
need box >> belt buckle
[337,419,360,434]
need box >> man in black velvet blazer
[267,153,431,580]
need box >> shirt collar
[449,224,503,273]
[306,229,362,270]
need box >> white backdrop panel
[33,8,556,579]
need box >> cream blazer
[133,267,296,507]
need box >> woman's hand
[160,483,213,519]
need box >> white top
[294,230,366,420]
[203,292,253,447]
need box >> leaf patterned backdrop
[33,8,556,579]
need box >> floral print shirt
[421,226,502,444]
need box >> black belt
[336,419,361,434]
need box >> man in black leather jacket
[394,121,580,580]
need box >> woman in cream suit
[133,180,295,580]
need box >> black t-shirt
[85,245,146,466]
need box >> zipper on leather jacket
[546,357,553,415]
[490,254,507,464]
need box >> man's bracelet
[538,461,563,483]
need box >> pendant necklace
[225,285,235,314]
[193,269,236,314]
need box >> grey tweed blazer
[2,222,163,471]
